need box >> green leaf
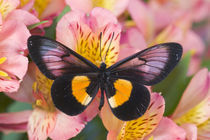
[153,52,192,116]
[44,6,71,39]
[0,93,14,113]
[71,116,107,140]
[201,58,210,70]
[27,20,49,30]
[7,101,32,112]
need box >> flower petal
[146,117,186,140]
[5,63,36,103]
[49,111,85,140]
[0,20,29,79]
[128,0,154,40]
[172,68,210,119]
[0,110,32,132]
[100,97,124,132]
[181,123,197,140]
[175,96,210,126]
[28,108,56,140]
[65,0,93,13]
[119,27,147,60]
[198,119,210,139]
[118,92,165,139]
[6,9,40,26]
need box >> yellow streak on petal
[0,57,7,64]
[0,0,15,19]
[124,21,136,27]
[74,24,119,67]
[175,98,210,125]
[92,0,115,11]
[0,70,8,77]
[19,0,30,7]
[148,136,154,140]
[34,0,51,17]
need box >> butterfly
[27,35,182,121]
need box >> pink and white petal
[41,0,65,19]
[1,0,20,18]
[107,130,118,140]
[56,10,86,49]
[0,80,20,93]
[6,9,40,26]
[65,0,93,13]
[79,96,100,122]
[128,0,154,40]
[0,111,32,124]
[172,68,210,119]
[111,0,129,16]
[0,20,30,80]
[5,63,36,103]
[89,7,118,31]
[0,110,31,133]
[145,117,186,140]
[100,98,124,132]
[198,119,210,139]
[118,92,165,139]
[119,27,147,60]
[28,108,56,140]
[181,123,197,140]
[175,96,210,126]
[49,111,85,140]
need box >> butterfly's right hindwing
[28,36,99,80]
[105,78,150,121]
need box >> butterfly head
[100,62,107,70]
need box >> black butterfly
[27,35,182,121]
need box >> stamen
[104,32,115,61]
[99,32,103,62]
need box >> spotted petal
[117,92,165,139]
[198,119,210,139]
[172,68,210,119]
[27,108,56,140]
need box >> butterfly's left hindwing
[105,78,150,121]
[28,36,99,80]
[51,74,99,116]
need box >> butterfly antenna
[99,32,103,62]
[104,32,115,61]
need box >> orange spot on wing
[72,76,92,105]
[109,79,132,108]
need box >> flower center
[69,22,120,67]
[32,69,55,112]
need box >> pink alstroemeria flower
[152,15,205,75]
[65,0,129,16]
[26,68,99,140]
[0,111,32,133]
[127,0,155,41]
[148,0,210,30]
[171,68,210,140]
[0,0,39,93]
[100,92,166,140]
